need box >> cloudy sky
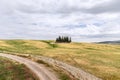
[0,0,120,42]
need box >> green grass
[56,69,72,80]
[0,40,120,80]
[0,56,36,80]
[36,59,72,80]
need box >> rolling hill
[0,40,120,80]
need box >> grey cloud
[84,0,120,14]
[0,0,120,42]
[1,0,120,15]
[17,3,81,14]
[17,0,120,14]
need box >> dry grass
[0,40,120,80]
[0,40,12,47]
[24,40,49,48]
[0,56,36,80]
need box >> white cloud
[0,0,120,42]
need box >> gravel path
[36,56,102,80]
[0,53,59,80]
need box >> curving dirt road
[0,53,59,80]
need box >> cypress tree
[58,36,61,42]
[69,37,71,43]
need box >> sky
[0,0,120,42]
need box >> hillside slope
[0,40,120,80]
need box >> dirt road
[0,53,59,80]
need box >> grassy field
[0,40,120,80]
[0,56,36,80]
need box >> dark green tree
[56,36,72,43]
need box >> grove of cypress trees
[56,36,71,43]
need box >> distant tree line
[56,36,72,43]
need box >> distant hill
[98,40,120,44]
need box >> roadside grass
[0,56,37,80]
[36,59,74,80]
[0,40,120,80]
[54,67,75,80]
